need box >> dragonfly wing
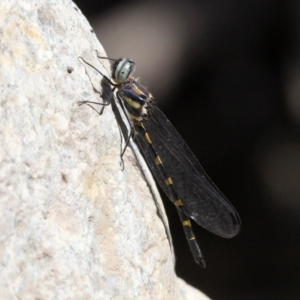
[134,106,241,238]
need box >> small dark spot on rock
[67,67,74,74]
[61,173,68,183]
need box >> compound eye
[113,58,135,83]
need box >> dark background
[74,1,300,299]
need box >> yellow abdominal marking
[182,220,192,227]
[175,199,183,207]
[165,177,173,185]
[144,132,152,144]
[155,155,162,165]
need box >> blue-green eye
[113,58,135,83]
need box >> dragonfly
[79,51,241,268]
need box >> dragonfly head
[112,58,136,84]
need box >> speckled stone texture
[0,1,209,299]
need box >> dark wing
[134,106,241,238]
